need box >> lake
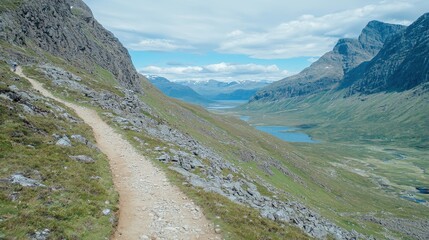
[255,125,317,143]
[239,116,317,143]
[206,100,247,110]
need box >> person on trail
[12,62,17,72]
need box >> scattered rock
[55,135,72,147]
[69,155,95,163]
[157,154,170,162]
[9,174,45,187]
[71,134,98,150]
[30,228,50,240]
[102,209,111,216]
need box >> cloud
[307,57,319,63]
[128,39,193,51]
[139,63,289,82]
[218,1,417,58]
[84,0,429,59]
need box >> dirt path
[16,67,220,240]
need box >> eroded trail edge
[17,68,219,240]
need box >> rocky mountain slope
[0,1,346,239]
[342,13,429,94]
[251,21,405,101]
[1,1,428,239]
[0,0,140,91]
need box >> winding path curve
[16,67,220,240]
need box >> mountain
[1,1,428,239]
[251,21,405,102]
[342,13,429,94]
[212,89,259,100]
[0,0,140,91]
[180,79,271,100]
[146,75,212,105]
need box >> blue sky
[83,0,428,82]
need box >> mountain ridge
[251,20,406,102]
[0,0,141,91]
[342,12,429,95]
[1,1,428,239]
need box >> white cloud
[307,57,319,63]
[84,0,429,59]
[218,1,417,58]
[128,39,193,51]
[139,63,289,82]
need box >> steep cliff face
[0,0,141,91]
[251,21,405,102]
[343,13,429,94]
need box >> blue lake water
[239,116,317,143]
[255,125,317,143]
[206,100,247,110]
[401,196,427,203]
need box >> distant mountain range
[145,75,212,105]
[179,79,271,100]
[251,20,407,101]
[146,76,271,104]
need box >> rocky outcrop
[342,13,429,94]
[251,21,405,102]
[0,0,141,92]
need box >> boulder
[69,155,95,163]
[55,135,72,147]
[9,174,45,187]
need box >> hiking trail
[16,67,220,240]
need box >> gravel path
[17,67,220,240]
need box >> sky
[83,0,428,82]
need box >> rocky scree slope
[251,21,405,102]
[0,0,141,92]
[29,63,367,239]
[0,0,383,239]
[342,12,429,94]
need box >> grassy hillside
[17,48,429,238]
[7,50,307,238]
[0,60,118,239]
[237,89,429,232]
[139,79,429,238]
[241,89,428,149]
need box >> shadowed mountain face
[0,0,140,91]
[342,13,429,94]
[251,21,405,102]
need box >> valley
[0,1,428,240]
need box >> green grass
[0,61,118,239]
[16,61,428,238]
[115,127,310,240]
[0,0,22,13]
[3,31,427,238]
[169,170,310,240]
[136,78,427,236]
[135,78,429,238]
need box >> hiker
[12,62,17,72]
